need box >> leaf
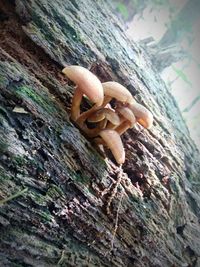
[172,66,192,87]
[116,3,129,19]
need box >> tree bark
[0,1,200,267]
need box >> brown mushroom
[116,106,136,128]
[106,105,136,134]
[77,108,120,138]
[98,118,107,129]
[128,102,153,129]
[102,81,135,104]
[62,65,104,121]
[115,121,131,135]
[99,129,125,164]
[87,108,120,126]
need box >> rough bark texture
[0,1,200,267]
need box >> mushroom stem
[98,118,107,129]
[116,106,136,128]
[115,121,131,135]
[102,96,112,107]
[70,86,83,121]
[76,104,100,127]
[81,124,103,138]
[93,137,106,145]
[106,121,117,129]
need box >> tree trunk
[0,1,200,267]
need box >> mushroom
[115,121,131,135]
[87,108,120,127]
[70,87,82,121]
[77,108,121,138]
[64,65,154,166]
[62,65,104,121]
[116,106,136,128]
[113,105,136,135]
[102,81,135,105]
[128,102,153,129]
[99,129,125,164]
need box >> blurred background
[112,0,200,150]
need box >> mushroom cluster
[62,65,153,165]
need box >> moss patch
[0,167,10,182]
[0,139,9,154]
[15,85,58,115]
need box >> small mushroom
[87,108,120,126]
[102,81,135,104]
[78,108,121,138]
[108,105,136,134]
[99,129,125,164]
[128,102,153,129]
[98,118,107,129]
[116,106,136,128]
[62,65,104,121]
[115,121,131,135]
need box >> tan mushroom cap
[99,129,125,164]
[98,118,107,129]
[128,103,153,129]
[62,65,104,106]
[116,106,136,128]
[102,81,135,104]
[87,108,120,126]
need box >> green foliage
[172,66,192,86]
[116,2,129,19]
[12,155,26,167]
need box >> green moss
[16,85,58,114]
[12,155,26,167]
[0,106,8,117]
[74,172,90,185]
[32,193,48,206]
[0,167,10,181]
[0,140,9,154]
[0,75,8,87]
[46,185,65,199]
[128,194,140,204]
[31,185,65,207]
[40,210,53,223]
[55,125,64,137]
